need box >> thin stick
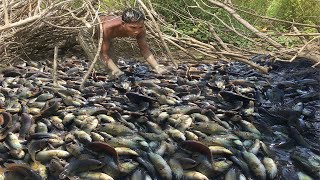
[53,45,58,87]
[292,26,307,44]
[145,22,198,60]
[35,0,43,15]
[192,47,269,73]
[280,33,320,37]
[0,0,72,32]
[137,0,178,68]
[312,61,320,68]
[2,0,10,25]
[208,24,230,51]
[232,4,320,29]
[276,36,320,62]
[80,0,103,91]
[207,0,283,49]
[164,37,199,60]
[192,0,258,45]
[289,35,320,62]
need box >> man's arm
[100,36,122,75]
[137,34,163,73]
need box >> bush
[266,0,320,26]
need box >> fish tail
[59,169,68,179]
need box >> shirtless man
[100,8,165,77]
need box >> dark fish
[229,156,251,177]
[34,100,60,120]
[1,68,23,77]
[0,111,12,134]
[59,159,105,179]
[19,113,33,140]
[174,157,198,169]
[30,133,60,140]
[288,126,314,150]
[291,147,320,179]
[126,92,157,104]
[136,157,157,179]
[180,140,212,162]
[48,158,65,178]
[2,163,42,180]
[85,141,119,165]
[28,139,48,162]
[0,113,4,126]
[220,90,256,102]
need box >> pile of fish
[0,56,319,180]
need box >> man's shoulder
[101,15,121,23]
[100,16,122,27]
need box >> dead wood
[53,45,58,87]
[0,0,319,74]
[138,0,178,68]
[206,0,283,49]
[0,0,91,66]
[80,0,103,91]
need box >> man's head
[121,8,146,37]
[122,8,145,23]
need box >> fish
[36,150,71,162]
[183,171,209,180]
[18,113,33,140]
[115,147,139,156]
[262,157,277,179]
[48,158,65,178]
[136,157,157,179]
[0,55,314,180]
[99,123,136,136]
[181,140,212,162]
[1,163,42,180]
[6,132,22,150]
[225,167,237,180]
[59,159,105,179]
[85,141,119,165]
[192,121,228,135]
[148,152,172,180]
[77,172,114,180]
[242,151,266,180]
[28,139,48,162]
[168,158,183,180]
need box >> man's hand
[111,69,125,77]
[155,65,168,74]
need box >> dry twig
[207,0,283,49]
[53,45,58,87]
[138,0,178,68]
[276,36,320,63]
[80,0,103,91]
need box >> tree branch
[80,0,103,91]
[207,0,283,49]
[2,0,10,25]
[138,0,178,68]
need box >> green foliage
[153,0,255,48]
[101,0,320,48]
[100,0,137,12]
[266,0,320,26]
[275,36,301,48]
[232,0,273,25]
